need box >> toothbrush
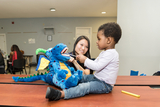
[63,53,76,58]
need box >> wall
[117,0,160,75]
[0,17,117,62]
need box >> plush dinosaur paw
[65,75,78,88]
[70,67,75,74]
[57,70,68,80]
[77,70,83,81]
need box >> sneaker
[46,87,61,101]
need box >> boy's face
[96,30,108,50]
[97,30,115,50]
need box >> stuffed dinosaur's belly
[59,62,71,80]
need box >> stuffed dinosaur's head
[51,43,70,62]
[35,43,71,71]
[36,43,70,62]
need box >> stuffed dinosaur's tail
[12,72,48,82]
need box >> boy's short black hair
[98,22,122,44]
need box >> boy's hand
[76,54,87,63]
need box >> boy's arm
[76,54,87,63]
[84,51,117,71]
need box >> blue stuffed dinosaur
[12,43,83,89]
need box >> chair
[130,70,139,76]
[0,65,5,74]
[0,53,5,74]
[153,71,160,76]
[10,58,27,74]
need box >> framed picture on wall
[47,35,52,41]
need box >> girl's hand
[68,56,74,62]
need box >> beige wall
[117,0,160,75]
[0,17,117,62]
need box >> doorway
[0,33,7,55]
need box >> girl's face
[96,30,108,50]
[75,39,88,55]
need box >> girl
[67,35,92,75]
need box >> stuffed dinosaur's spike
[12,72,49,83]
[33,74,36,76]
[41,73,44,75]
[45,72,47,74]
[36,48,46,55]
[37,73,39,75]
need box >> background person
[0,51,5,74]
[8,44,23,74]
[67,35,93,75]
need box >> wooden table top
[1,75,160,86]
[0,84,160,107]
[0,74,48,85]
[115,76,160,86]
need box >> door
[0,34,7,55]
[75,27,92,52]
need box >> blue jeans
[63,74,113,99]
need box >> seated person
[0,51,5,74]
[67,36,93,75]
[8,44,23,74]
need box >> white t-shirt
[84,49,119,85]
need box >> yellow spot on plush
[38,57,50,70]
[59,62,71,80]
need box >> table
[1,75,160,86]
[0,74,48,85]
[115,76,160,86]
[1,75,160,107]
[0,85,160,107]
[6,55,33,67]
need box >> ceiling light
[101,12,106,14]
[50,8,56,11]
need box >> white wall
[0,17,117,62]
[117,0,160,75]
